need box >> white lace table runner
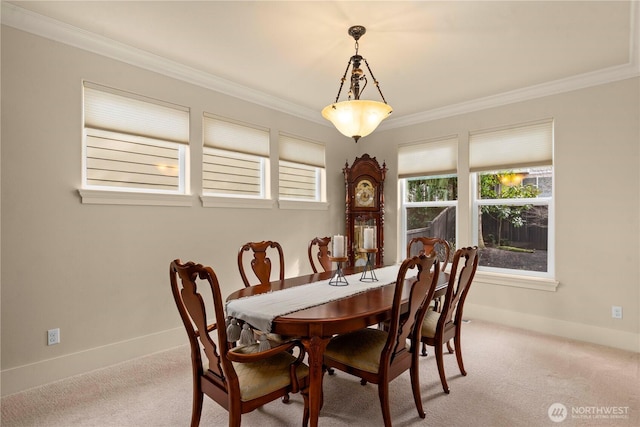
[226,265,409,334]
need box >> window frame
[471,169,555,279]
[400,175,458,265]
[200,114,272,208]
[277,133,328,210]
[397,120,558,291]
[79,82,192,206]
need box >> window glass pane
[478,205,548,272]
[477,166,551,273]
[85,129,183,192]
[279,161,319,201]
[478,166,552,199]
[203,147,264,197]
[406,175,458,202]
[406,206,457,257]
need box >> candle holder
[357,248,378,282]
[328,256,349,286]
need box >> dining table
[226,264,449,427]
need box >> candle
[333,235,344,257]
[364,228,374,249]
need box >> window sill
[200,196,275,209]
[473,270,559,292]
[78,189,193,206]
[277,200,330,211]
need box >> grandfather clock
[343,154,386,267]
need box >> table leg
[301,335,330,427]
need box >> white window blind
[279,134,325,168]
[469,119,553,172]
[202,115,269,197]
[278,134,325,201]
[203,115,269,156]
[398,136,458,178]
[82,82,189,193]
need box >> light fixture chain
[334,60,353,103]
[363,58,388,104]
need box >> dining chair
[170,259,310,427]
[238,240,285,287]
[419,246,479,394]
[407,237,452,317]
[323,253,441,427]
[307,236,332,273]
[406,236,451,272]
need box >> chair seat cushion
[324,328,389,374]
[421,309,439,338]
[230,344,309,402]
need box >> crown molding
[381,62,640,131]
[3,1,639,130]
[0,2,323,124]
[381,0,640,130]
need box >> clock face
[355,179,375,207]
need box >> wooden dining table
[226,266,449,427]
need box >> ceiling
[3,1,638,128]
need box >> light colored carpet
[2,320,638,426]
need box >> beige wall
[2,25,639,396]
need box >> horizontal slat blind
[469,119,553,172]
[203,115,269,157]
[202,148,263,196]
[398,136,458,178]
[84,82,189,144]
[278,134,324,201]
[85,131,180,191]
[202,115,268,197]
[279,162,317,200]
[279,134,325,168]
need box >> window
[202,115,270,198]
[399,137,458,259]
[82,82,189,194]
[278,134,326,202]
[470,119,554,277]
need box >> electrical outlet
[47,328,60,345]
[611,306,623,319]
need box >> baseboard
[3,309,638,397]
[465,303,640,353]
[1,327,185,397]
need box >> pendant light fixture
[321,25,392,143]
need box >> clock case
[343,154,386,267]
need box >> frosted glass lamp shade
[322,100,392,142]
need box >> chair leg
[435,343,450,394]
[191,389,203,427]
[301,387,310,427]
[282,393,290,403]
[446,339,454,354]
[454,333,466,376]
[377,381,393,427]
[410,352,426,419]
[421,341,428,357]
[229,412,241,427]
